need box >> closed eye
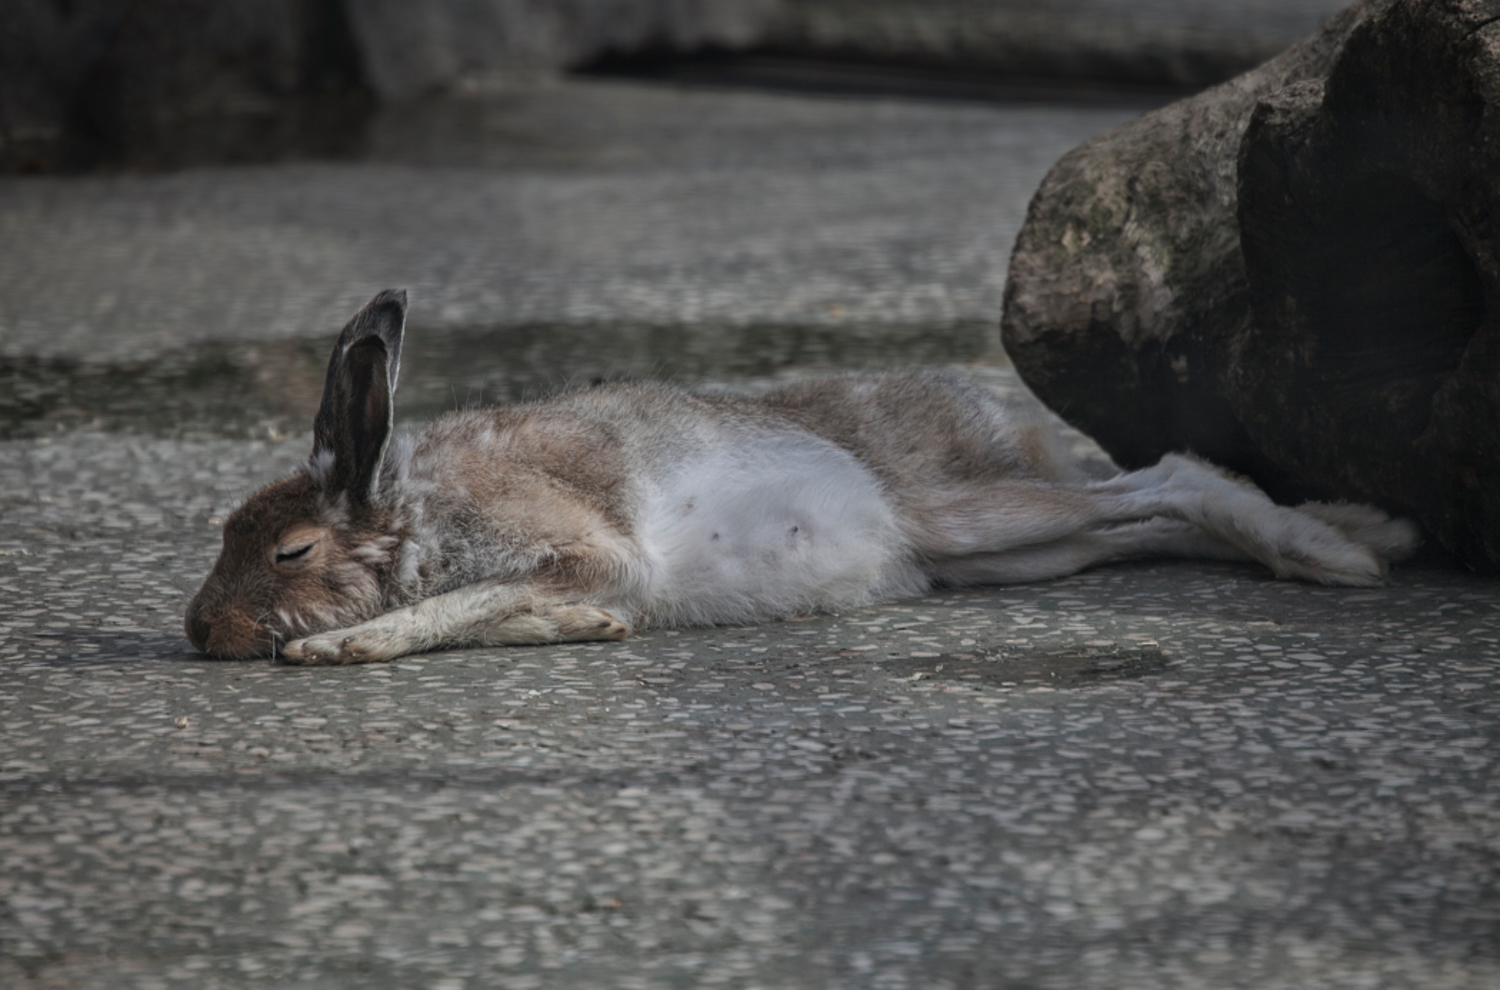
[275,542,316,564]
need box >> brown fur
[187,474,399,658]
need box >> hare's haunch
[186,290,1418,664]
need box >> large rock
[1001,0,1500,568]
[1236,0,1500,567]
[1001,2,1386,488]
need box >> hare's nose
[185,610,213,653]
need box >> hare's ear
[311,289,408,503]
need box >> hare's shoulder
[406,403,635,506]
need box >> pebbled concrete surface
[0,78,1149,363]
[1,77,1498,989]
[2,427,1497,988]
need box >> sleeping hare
[185,290,1418,663]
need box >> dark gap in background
[576,45,1197,109]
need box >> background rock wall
[763,0,1349,88]
[2,0,1349,169]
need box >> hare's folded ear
[311,289,408,503]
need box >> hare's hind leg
[928,518,1250,586]
[281,582,630,665]
[907,453,1410,587]
[1095,454,1416,585]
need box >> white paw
[1297,502,1420,562]
[1269,539,1386,588]
[281,629,397,665]
[553,605,631,642]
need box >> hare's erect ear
[311,289,408,503]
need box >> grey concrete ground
[2,77,1498,989]
[1,78,1141,362]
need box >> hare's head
[185,290,409,658]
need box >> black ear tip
[371,288,409,312]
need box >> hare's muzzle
[184,596,273,659]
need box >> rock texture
[1002,0,1500,568]
[1001,2,1388,489]
[1235,0,1500,567]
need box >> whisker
[253,610,286,660]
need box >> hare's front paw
[553,605,631,642]
[281,628,400,665]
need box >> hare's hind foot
[1109,455,1397,588]
[1257,501,1420,587]
[1263,535,1386,588]
[1296,502,1421,564]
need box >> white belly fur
[634,434,926,627]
